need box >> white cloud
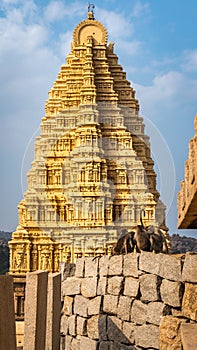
[131,1,150,18]
[182,49,197,72]
[44,1,86,23]
[97,8,133,39]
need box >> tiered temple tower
[9,9,167,278]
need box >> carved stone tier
[178,114,197,228]
[9,12,167,273]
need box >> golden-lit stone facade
[9,11,167,274]
[178,114,197,228]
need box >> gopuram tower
[9,8,168,277]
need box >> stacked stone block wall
[60,252,197,350]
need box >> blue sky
[0,0,197,237]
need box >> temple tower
[9,9,167,278]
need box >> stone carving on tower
[9,9,168,274]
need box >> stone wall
[60,252,197,350]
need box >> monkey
[113,229,135,255]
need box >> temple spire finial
[88,2,95,19]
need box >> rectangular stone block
[99,255,110,276]
[72,337,80,350]
[182,252,197,283]
[139,274,160,301]
[122,321,136,344]
[159,316,186,350]
[130,300,147,325]
[107,316,128,343]
[60,263,76,281]
[123,253,139,277]
[74,295,89,317]
[24,271,48,350]
[68,315,77,336]
[117,296,132,321]
[107,276,124,295]
[0,276,16,350]
[160,279,183,307]
[87,315,100,339]
[88,296,102,315]
[62,277,81,296]
[124,277,139,297]
[108,255,123,275]
[45,273,61,350]
[60,315,69,335]
[139,251,160,275]
[181,323,197,350]
[103,295,118,314]
[63,296,74,316]
[85,257,98,277]
[75,257,85,278]
[159,254,182,281]
[147,302,171,326]
[77,316,87,336]
[81,277,97,298]
[182,282,197,321]
[78,336,98,350]
[97,277,107,295]
[65,335,72,350]
[135,324,159,349]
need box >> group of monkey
[113,211,169,255]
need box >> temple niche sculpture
[9,9,168,277]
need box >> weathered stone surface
[103,295,118,314]
[99,341,111,350]
[61,263,76,280]
[88,296,102,315]
[108,316,128,343]
[182,283,197,321]
[63,296,73,316]
[77,316,87,336]
[98,315,108,341]
[74,295,88,317]
[62,277,81,296]
[160,279,183,307]
[182,253,197,283]
[97,277,107,295]
[111,343,135,349]
[68,315,76,336]
[87,315,100,339]
[124,277,139,297]
[139,274,160,301]
[107,276,124,295]
[122,321,136,344]
[181,323,197,350]
[139,251,160,275]
[60,315,69,335]
[99,256,110,276]
[159,254,182,281]
[159,316,185,350]
[135,324,159,349]
[81,277,97,298]
[108,255,123,276]
[87,315,107,341]
[60,335,65,350]
[85,257,99,277]
[123,253,139,277]
[147,302,171,326]
[75,258,85,278]
[72,337,80,350]
[65,335,72,350]
[117,296,132,321]
[78,336,98,350]
[130,300,147,325]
